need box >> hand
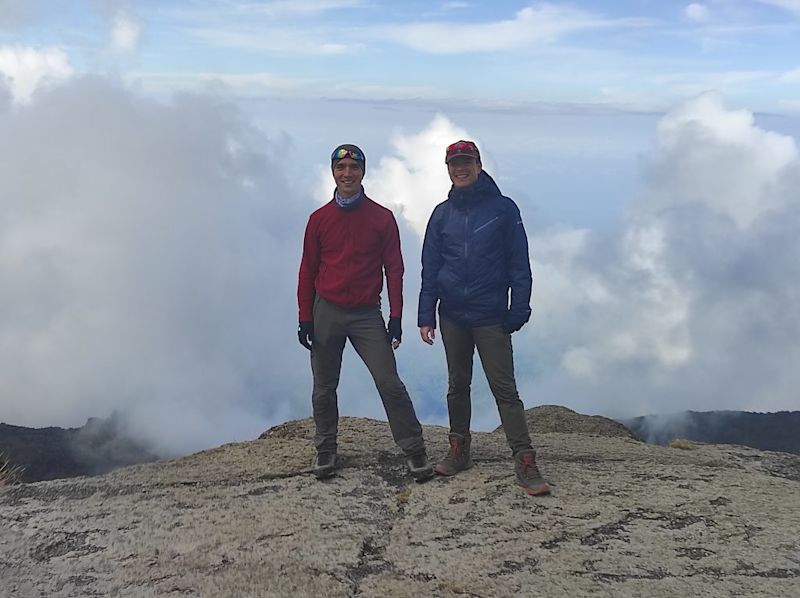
[419,326,436,345]
[386,317,402,349]
[298,321,314,351]
[502,317,525,334]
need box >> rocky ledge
[1,405,798,597]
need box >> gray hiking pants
[311,295,426,457]
[440,317,533,455]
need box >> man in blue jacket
[418,140,550,496]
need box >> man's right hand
[298,321,314,351]
[419,326,436,345]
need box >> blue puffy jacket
[417,171,532,330]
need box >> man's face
[333,158,364,196]
[447,156,481,188]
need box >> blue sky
[1,2,800,453]
[2,1,800,111]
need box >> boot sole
[434,462,473,476]
[313,455,339,480]
[412,468,435,483]
[518,480,551,496]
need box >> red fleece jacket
[298,195,404,322]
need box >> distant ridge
[0,414,157,482]
[621,410,800,455]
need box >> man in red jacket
[297,144,433,482]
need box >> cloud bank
[0,77,316,454]
[524,93,800,416]
[368,94,800,421]
[2,78,797,460]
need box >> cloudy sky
[1,1,799,455]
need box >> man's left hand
[503,317,526,334]
[387,316,402,349]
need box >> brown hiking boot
[434,433,473,476]
[514,449,551,496]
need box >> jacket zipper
[473,216,499,233]
[464,209,469,304]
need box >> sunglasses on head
[331,148,364,161]
[446,141,478,153]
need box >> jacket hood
[448,170,502,207]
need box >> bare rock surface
[504,404,638,439]
[1,408,799,597]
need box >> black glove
[298,321,314,351]
[503,316,526,334]
[386,316,402,344]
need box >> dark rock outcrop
[622,410,800,455]
[0,414,158,482]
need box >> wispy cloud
[781,67,800,82]
[758,0,800,15]
[231,0,365,17]
[648,70,773,97]
[129,70,312,97]
[109,10,142,54]
[188,27,361,55]
[377,4,649,54]
[684,3,711,23]
[441,1,470,9]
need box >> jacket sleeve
[297,215,320,322]
[381,213,404,318]
[504,202,532,328]
[418,207,443,328]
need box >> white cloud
[365,114,470,237]
[0,77,317,454]
[524,93,800,415]
[685,3,711,22]
[758,0,800,15]
[110,11,142,54]
[0,46,73,102]
[379,4,647,54]
[647,92,796,228]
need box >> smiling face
[333,157,364,196]
[447,156,481,188]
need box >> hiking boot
[312,452,338,480]
[514,449,551,496]
[406,452,434,483]
[434,433,473,476]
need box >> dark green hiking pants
[311,296,426,457]
[440,317,533,455]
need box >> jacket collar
[448,171,501,207]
